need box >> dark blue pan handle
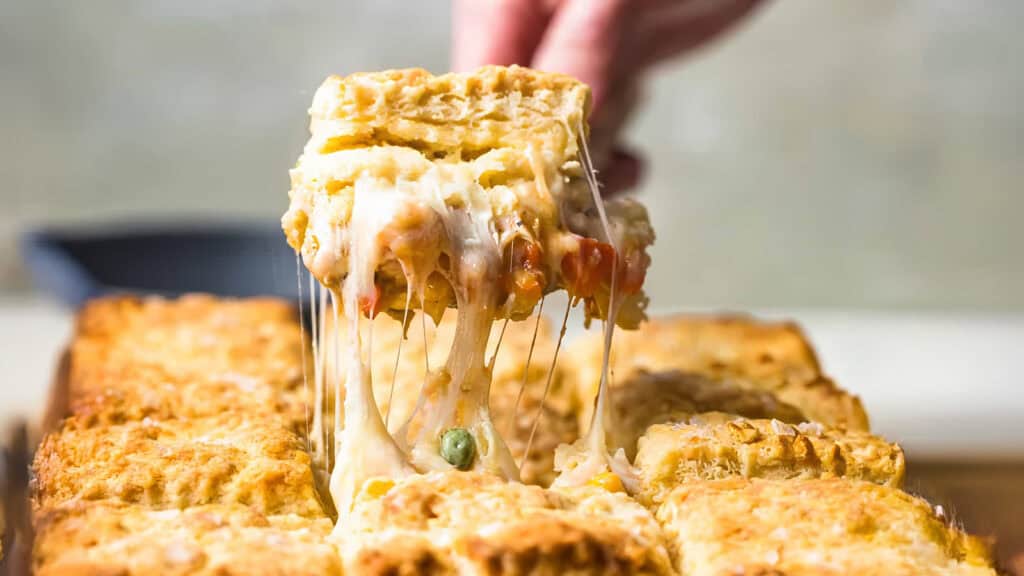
[20,222,302,308]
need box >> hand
[453,0,765,194]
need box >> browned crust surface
[65,295,308,431]
[305,65,591,160]
[605,369,807,460]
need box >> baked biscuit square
[67,295,308,431]
[655,478,996,576]
[33,502,340,576]
[634,418,905,506]
[32,413,325,518]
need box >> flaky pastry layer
[602,369,807,460]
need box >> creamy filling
[405,184,519,479]
[298,137,641,530]
[305,165,533,524]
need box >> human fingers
[636,0,766,67]
[531,0,633,110]
[601,147,646,196]
[588,79,643,168]
[451,0,553,72]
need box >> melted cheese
[551,130,640,493]
[327,181,417,524]
[307,166,534,522]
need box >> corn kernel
[359,477,395,500]
[588,472,625,493]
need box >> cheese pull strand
[552,130,640,493]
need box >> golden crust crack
[566,314,869,432]
[601,369,807,461]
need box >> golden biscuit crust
[567,314,869,432]
[635,418,905,506]
[656,478,996,576]
[67,295,308,431]
[339,471,674,575]
[306,66,590,162]
[33,502,339,576]
[32,414,324,517]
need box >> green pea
[440,428,475,470]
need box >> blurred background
[3,1,1023,309]
[1,0,1022,568]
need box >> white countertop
[2,294,1021,460]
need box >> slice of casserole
[282,66,653,326]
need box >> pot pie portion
[655,478,996,576]
[565,314,869,433]
[27,64,1002,574]
[28,294,1003,575]
[285,66,655,519]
